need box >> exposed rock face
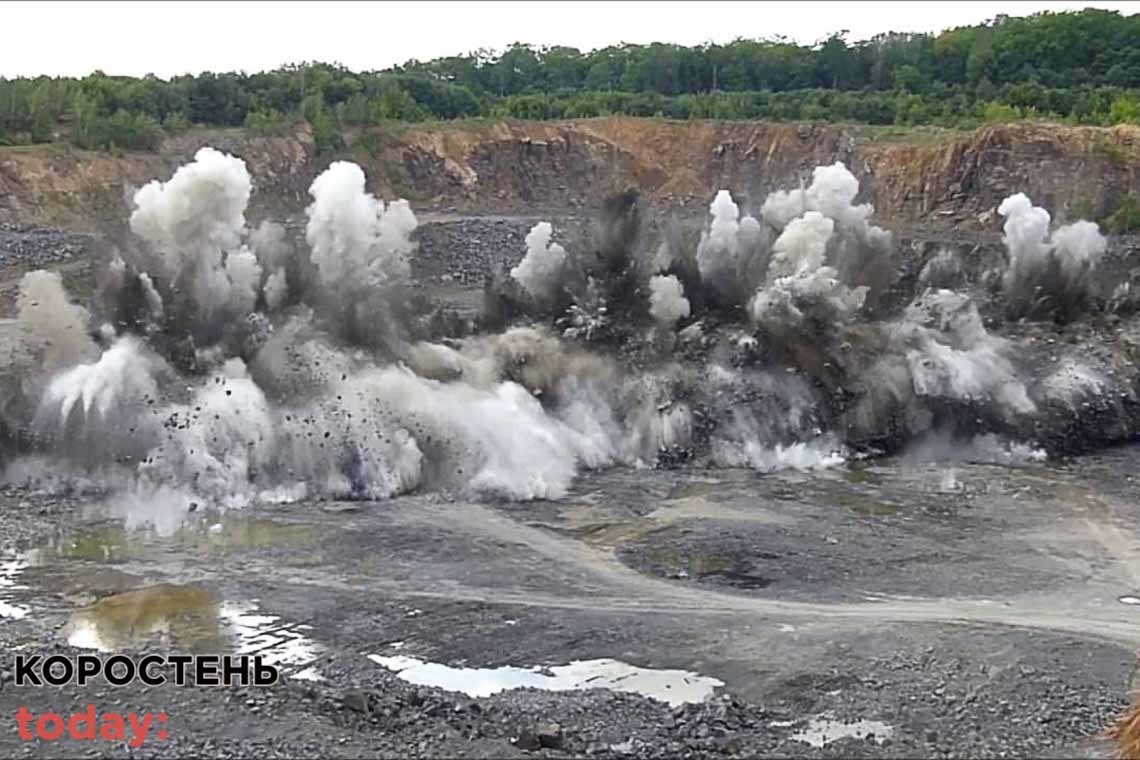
[864,123,1140,230]
[1,118,1138,234]
[334,119,1140,229]
[0,125,316,229]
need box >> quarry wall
[1,117,1138,232]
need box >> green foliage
[162,111,191,134]
[5,9,1140,150]
[983,102,1021,123]
[72,104,163,151]
[244,108,292,136]
[381,87,428,121]
[1109,93,1140,124]
[329,79,432,128]
[310,114,343,154]
[1105,196,1140,233]
[352,129,388,160]
[893,65,927,93]
[975,76,997,102]
[1071,196,1098,221]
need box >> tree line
[3,8,1140,152]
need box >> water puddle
[791,716,894,747]
[668,475,745,500]
[63,584,322,679]
[561,489,786,551]
[34,524,142,564]
[367,655,723,706]
[219,601,322,675]
[637,546,772,588]
[829,491,901,517]
[64,583,228,651]
[25,515,320,568]
[0,556,31,619]
[839,465,886,486]
[174,517,320,555]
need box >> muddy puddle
[63,583,227,651]
[1,510,327,680]
[627,544,773,588]
[1,512,321,604]
[61,582,323,678]
[29,513,321,565]
[0,511,321,608]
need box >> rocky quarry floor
[0,456,1137,759]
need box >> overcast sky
[4,1,1140,79]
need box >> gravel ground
[0,223,98,316]
[0,455,1137,759]
[411,215,594,288]
[0,223,94,269]
[0,583,1130,760]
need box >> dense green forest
[4,8,1140,152]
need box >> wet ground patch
[614,503,1080,603]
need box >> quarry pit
[0,118,1138,758]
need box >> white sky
[4,1,1140,79]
